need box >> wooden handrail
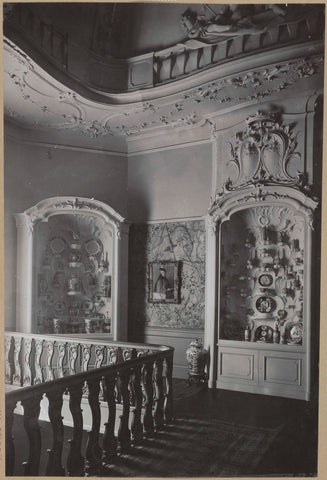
[5,332,174,476]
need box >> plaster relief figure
[180,4,302,44]
[180,6,266,43]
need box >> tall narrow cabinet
[206,111,318,400]
[15,197,129,341]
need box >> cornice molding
[4,36,324,145]
[4,127,128,158]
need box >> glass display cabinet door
[15,197,129,341]
[219,206,305,347]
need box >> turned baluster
[95,345,105,369]
[107,346,118,365]
[164,354,174,423]
[95,346,105,400]
[131,364,143,443]
[12,336,22,386]
[22,338,33,386]
[21,395,43,476]
[56,342,66,378]
[102,375,118,461]
[82,344,91,396]
[5,399,16,475]
[5,336,13,384]
[34,339,43,384]
[46,389,65,476]
[68,343,79,375]
[118,369,131,452]
[142,361,155,435]
[85,378,102,475]
[45,340,55,381]
[81,344,91,372]
[154,358,165,430]
[67,383,85,476]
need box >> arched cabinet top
[207,185,318,232]
[14,196,129,238]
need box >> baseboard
[145,327,204,380]
[172,364,189,379]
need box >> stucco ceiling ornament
[182,56,323,106]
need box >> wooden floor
[10,379,318,477]
[173,380,318,477]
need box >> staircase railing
[5,332,174,476]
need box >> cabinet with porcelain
[15,197,129,341]
[205,111,319,400]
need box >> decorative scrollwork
[225,111,302,191]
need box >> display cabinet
[15,197,129,340]
[205,111,318,400]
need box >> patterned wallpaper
[128,220,205,335]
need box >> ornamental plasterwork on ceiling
[4,37,324,140]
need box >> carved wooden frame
[147,260,181,304]
[14,196,130,341]
[204,184,318,392]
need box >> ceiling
[4,3,325,154]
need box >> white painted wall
[127,142,213,222]
[4,129,128,330]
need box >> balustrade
[5,331,174,477]
[4,3,323,95]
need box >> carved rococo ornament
[208,185,318,234]
[226,111,303,190]
[16,196,128,239]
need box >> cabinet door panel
[218,349,258,384]
[261,353,302,386]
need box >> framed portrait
[148,261,181,304]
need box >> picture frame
[148,261,181,304]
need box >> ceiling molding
[4,36,324,154]
[4,130,128,158]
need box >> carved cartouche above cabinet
[205,110,319,400]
